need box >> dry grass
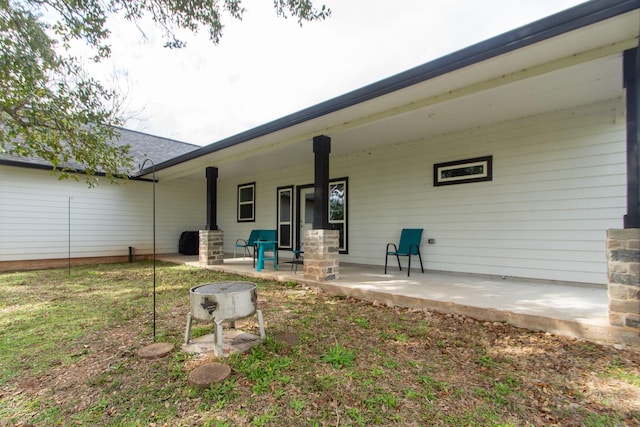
[1,261,639,426]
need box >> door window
[295,178,348,253]
[277,186,293,249]
[329,178,347,252]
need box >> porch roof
[139,0,640,182]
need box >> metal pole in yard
[140,159,157,341]
[68,196,72,276]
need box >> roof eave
[138,0,640,178]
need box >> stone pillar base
[199,229,224,266]
[607,229,640,329]
[303,229,339,281]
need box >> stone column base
[607,229,640,329]
[303,229,339,281]
[199,229,224,266]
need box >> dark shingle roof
[115,127,199,170]
[0,127,199,175]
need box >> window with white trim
[237,182,255,222]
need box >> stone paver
[137,342,174,359]
[188,363,231,388]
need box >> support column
[605,49,640,330]
[304,135,338,281]
[200,167,222,265]
[607,229,640,329]
[199,229,224,266]
[607,49,640,330]
[303,229,340,281]
[206,167,219,230]
[313,135,331,229]
[624,48,640,228]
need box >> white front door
[299,187,315,246]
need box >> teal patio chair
[235,229,261,262]
[384,228,424,277]
[256,230,278,271]
[235,229,278,268]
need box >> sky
[88,0,589,146]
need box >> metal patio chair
[235,229,261,260]
[384,228,424,277]
[290,243,304,274]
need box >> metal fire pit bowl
[184,282,265,356]
[190,282,257,322]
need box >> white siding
[218,99,626,284]
[0,167,205,260]
[217,163,314,248]
[5,99,624,284]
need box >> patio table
[256,240,278,272]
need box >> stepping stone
[137,342,174,359]
[188,362,232,388]
[182,330,263,356]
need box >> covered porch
[157,254,638,348]
[148,3,640,349]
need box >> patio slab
[158,254,639,347]
[182,329,263,356]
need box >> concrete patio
[158,254,640,348]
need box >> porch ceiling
[150,8,638,183]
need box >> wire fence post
[140,159,157,341]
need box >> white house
[135,0,639,290]
[0,128,205,271]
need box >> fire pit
[184,282,265,356]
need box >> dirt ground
[2,270,640,426]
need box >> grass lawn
[1,261,639,426]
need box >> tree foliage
[0,0,330,185]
